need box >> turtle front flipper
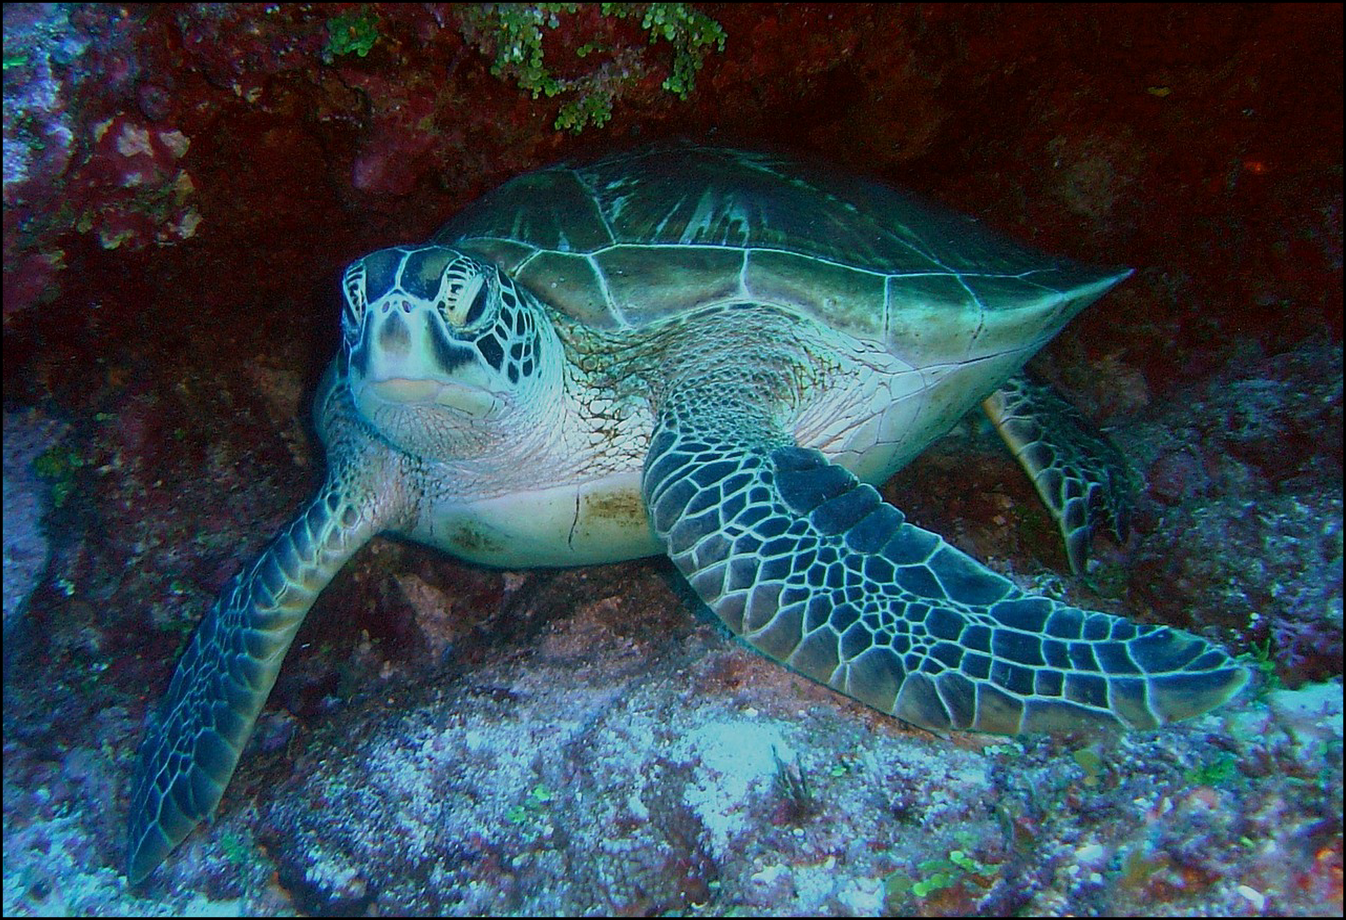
[126,474,393,884]
[983,373,1134,574]
[643,386,1247,736]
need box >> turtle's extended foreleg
[983,373,1134,574]
[643,385,1247,736]
[126,469,399,884]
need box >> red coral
[66,114,200,250]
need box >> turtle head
[339,244,557,459]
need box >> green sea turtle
[126,145,1247,882]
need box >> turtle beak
[364,376,502,420]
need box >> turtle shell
[434,145,1123,360]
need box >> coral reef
[458,3,726,132]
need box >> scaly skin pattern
[984,374,1135,574]
[126,376,413,883]
[644,380,1247,735]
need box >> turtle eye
[463,282,490,327]
[443,273,492,329]
[341,261,367,339]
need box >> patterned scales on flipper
[644,386,1248,734]
[984,373,1135,574]
[126,378,405,884]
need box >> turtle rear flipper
[643,383,1247,735]
[126,468,394,884]
[984,373,1135,575]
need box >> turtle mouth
[364,376,502,419]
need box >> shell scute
[436,145,1126,345]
